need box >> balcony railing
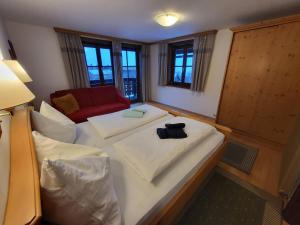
[124,78,137,101]
[89,78,138,101]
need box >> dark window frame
[168,40,194,89]
[82,38,115,87]
[122,44,141,103]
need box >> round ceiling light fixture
[155,13,178,27]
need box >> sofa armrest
[116,90,131,106]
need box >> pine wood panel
[251,22,300,142]
[218,20,300,144]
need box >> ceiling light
[155,13,178,27]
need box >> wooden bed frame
[4,109,41,225]
[4,108,231,225]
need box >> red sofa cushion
[68,102,129,123]
[50,86,130,123]
[90,86,117,105]
[51,88,94,108]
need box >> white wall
[4,21,232,115]
[150,29,233,118]
[0,17,10,59]
[5,21,70,108]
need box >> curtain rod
[54,27,149,45]
[149,29,218,44]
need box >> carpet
[176,172,281,225]
[221,140,258,174]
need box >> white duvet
[113,116,216,182]
[87,104,169,139]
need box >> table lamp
[0,60,35,138]
[3,60,32,83]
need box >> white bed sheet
[75,121,225,225]
[75,114,174,148]
[87,104,169,139]
[114,116,216,182]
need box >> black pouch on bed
[157,127,187,139]
[157,128,169,139]
[166,128,187,139]
[165,123,185,129]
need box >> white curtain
[112,41,124,95]
[191,33,216,92]
[158,43,168,86]
[140,45,151,102]
[57,32,90,88]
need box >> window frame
[82,38,115,87]
[168,40,194,89]
[122,44,141,103]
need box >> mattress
[75,120,225,225]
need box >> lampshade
[155,13,178,27]
[0,61,35,110]
[3,60,32,83]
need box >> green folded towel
[122,109,144,118]
[132,108,147,114]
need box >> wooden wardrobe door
[218,21,300,144]
[250,22,300,143]
[218,26,279,133]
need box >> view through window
[83,39,140,102]
[122,46,140,102]
[169,40,194,88]
[83,40,114,86]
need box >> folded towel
[156,127,187,139]
[166,128,187,139]
[165,123,185,129]
[156,128,169,139]
[122,110,144,118]
[132,108,147,114]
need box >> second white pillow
[40,101,75,125]
[31,111,76,143]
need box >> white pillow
[40,101,75,125]
[32,131,101,168]
[31,111,76,143]
[32,131,122,225]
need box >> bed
[4,107,231,225]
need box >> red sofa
[50,86,130,123]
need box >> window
[169,40,194,88]
[82,38,114,86]
[122,45,140,102]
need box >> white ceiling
[0,0,300,42]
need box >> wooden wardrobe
[217,14,300,144]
